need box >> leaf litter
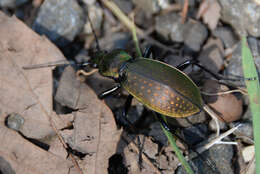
[0,11,121,174]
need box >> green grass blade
[242,36,260,173]
[161,115,195,174]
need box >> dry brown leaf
[55,66,122,173]
[197,0,221,30]
[0,114,73,174]
[0,12,70,139]
[0,11,122,174]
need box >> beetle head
[91,49,131,78]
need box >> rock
[0,157,15,174]
[219,0,260,37]
[209,118,227,131]
[133,0,171,14]
[0,0,28,8]
[198,38,224,74]
[98,32,131,51]
[212,26,238,48]
[232,122,254,144]
[181,124,209,145]
[172,112,207,128]
[149,122,168,146]
[155,13,184,42]
[32,0,85,47]
[183,21,208,52]
[224,39,260,84]
[242,145,255,162]
[83,4,103,34]
[114,0,133,14]
[5,113,24,131]
[176,143,234,174]
[202,80,243,122]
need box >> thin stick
[201,89,248,96]
[181,0,189,23]
[203,105,220,137]
[101,0,178,54]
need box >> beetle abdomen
[121,58,202,117]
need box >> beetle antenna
[87,12,101,51]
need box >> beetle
[90,49,203,119]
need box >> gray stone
[0,0,28,8]
[224,39,260,84]
[83,4,103,34]
[0,157,15,174]
[219,0,260,37]
[232,122,254,144]
[155,13,184,42]
[172,112,207,128]
[32,0,85,47]
[98,32,131,51]
[6,113,24,131]
[114,0,133,14]
[181,124,208,145]
[198,38,224,74]
[212,26,238,48]
[183,21,208,52]
[149,122,168,146]
[177,143,234,174]
[133,0,170,14]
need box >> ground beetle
[90,49,203,119]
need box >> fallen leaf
[197,0,221,30]
[0,114,73,174]
[55,66,122,173]
[0,12,69,139]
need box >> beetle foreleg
[143,45,156,59]
[98,84,121,99]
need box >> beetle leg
[122,95,133,118]
[143,45,156,59]
[155,112,219,173]
[176,60,221,80]
[98,84,121,99]
[154,113,171,132]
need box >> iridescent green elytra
[92,49,203,117]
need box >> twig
[201,89,248,96]
[203,105,220,137]
[101,0,178,54]
[188,124,241,160]
[181,0,189,23]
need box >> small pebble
[183,21,208,52]
[242,145,255,162]
[5,113,24,131]
[155,13,184,42]
[33,0,85,47]
[0,0,28,8]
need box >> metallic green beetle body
[93,49,203,117]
